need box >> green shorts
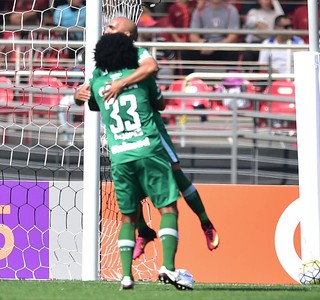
[112,154,180,214]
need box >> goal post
[293,0,320,265]
[81,0,102,282]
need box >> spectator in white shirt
[258,14,305,74]
[242,0,283,64]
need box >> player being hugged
[82,32,193,291]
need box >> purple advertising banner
[0,181,49,279]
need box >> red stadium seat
[18,75,65,121]
[167,78,212,109]
[0,76,14,104]
[0,76,24,128]
[259,80,296,129]
[31,75,65,106]
[164,78,212,125]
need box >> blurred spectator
[58,93,84,143]
[0,1,15,65]
[280,0,301,16]
[53,0,86,7]
[9,0,49,27]
[240,2,258,15]
[167,0,194,75]
[167,0,193,43]
[31,9,69,66]
[138,12,175,79]
[58,50,84,142]
[241,0,283,64]
[54,0,86,41]
[137,12,158,41]
[54,0,86,59]
[258,14,305,74]
[292,0,320,43]
[53,0,69,7]
[147,0,168,15]
[4,1,54,67]
[189,0,240,44]
[182,0,240,75]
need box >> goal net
[0,0,160,281]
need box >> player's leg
[134,126,219,253]
[139,154,193,290]
[157,203,192,290]
[157,113,219,250]
[112,162,145,289]
[159,206,178,272]
[135,154,180,266]
[171,162,211,225]
[133,202,157,260]
[157,123,212,224]
[171,162,219,251]
[118,213,137,289]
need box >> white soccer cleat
[120,276,134,290]
[158,266,193,290]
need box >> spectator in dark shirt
[181,0,240,75]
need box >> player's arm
[103,53,159,102]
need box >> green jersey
[89,68,164,165]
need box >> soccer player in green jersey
[75,17,219,257]
[86,32,193,291]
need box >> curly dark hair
[94,32,139,72]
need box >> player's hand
[75,83,91,101]
[103,80,124,102]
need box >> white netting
[102,0,144,26]
[0,0,159,281]
[102,0,163,26]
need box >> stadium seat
[0,76,22,135]
[0,76,15,120]
[0,76,14,104]
[259,80,296,129]
[164,78,212,125]
[19,75,66,121]
[31,75,65,106]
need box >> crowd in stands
[137,0,318,75]
[0,0,318,73]
[0,0,86,65]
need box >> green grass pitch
[0,280,320,300]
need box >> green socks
[159,212,178,271]
[118,222,135,278]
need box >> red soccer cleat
[133,229,157,260]
[202,223,219,251]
